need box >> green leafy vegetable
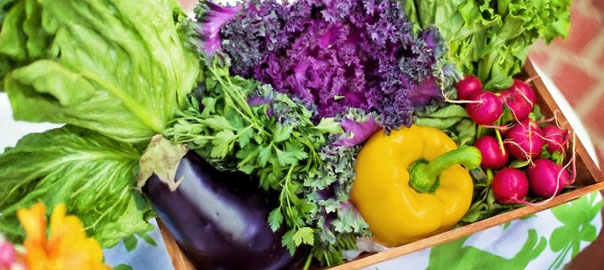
[305,143,370,266]
[0,126,153,247]
[529,105,546,122]
[0,0,200,143]
[460,168,521,224]
[165,58,369,267]
[164,58,342,257]
[404,0,571,89]
[415,104,477,146]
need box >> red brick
[586,93,604,139]
[553,9,601,54]
[552,62,598,106]
[598,49,604,67]
[595,0,604,13]
[529,48,550,67]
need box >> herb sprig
[164,58,346,259]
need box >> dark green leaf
[136,232,158,247]
[123,235,138,252]
[113,265,134,270]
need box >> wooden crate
[159,60,604,270]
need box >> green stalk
[409,146,482,193]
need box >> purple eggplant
[142,151,302,270]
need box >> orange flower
[17,203,110,270]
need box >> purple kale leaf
[211,0,457,131]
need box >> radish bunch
[456,75,574,205]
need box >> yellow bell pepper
[351,125,481,247]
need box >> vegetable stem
[303,253,313,270]
[409,146,482,193]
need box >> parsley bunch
[164,58,355,264]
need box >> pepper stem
[409,146,482,193]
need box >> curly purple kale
[202,0,458,131]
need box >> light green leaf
[258,145,272,167]
[201,97,217,118]
[314,118,343,134]
[281,228,297,255]
[210,130,235,158]
[0,126,152,248]
[292,227,314,246]
[1,0,199,143]
[267,207,283,232]
[404,0,570,89]
[272,125,293,143]
[275,148,297,166]
[202,116,234,130]
[510,159,530,168]
[238,127,253,148]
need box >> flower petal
[16,203,46,247]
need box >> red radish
[456,75,482,100]
[504,120,545,160]
[542,125,569,153]
[526,158,571,197]
[492,168,529,204]
[500,90,532,121]
[508,79,537,106]
[474,135,509,169]
[466,91,503,125]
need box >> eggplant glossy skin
[143,152,298,270]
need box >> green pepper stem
[410,146,482,193]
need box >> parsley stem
[210,71,271,137]
[209,64,258,123]
[279,164,299,230]
[303,253,313,270]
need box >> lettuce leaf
[0,0,200,144]
[404,0,570,89]
[0,125,153,247]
